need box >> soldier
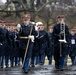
[0,22,7,68]
[47,26,54,65]
[69,29,76,65]
[37,22,50,65]
[0,21,3,68]
[5,25,11,68]
[10,26,17,67]
[52,15,70,70]
[17,14,38,73]
[14,28,20,66]
[2,23,10,68]
[6,25,14,67]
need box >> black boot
[24,70,28,74]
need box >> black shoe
[11,65,14,67]
[49,63,52,65]
[18,64,20,66]
[22,67,24,69]
[24,70,28,74]
[6,65,8,68]
[15,64,18,66]
[64,63,67,66]
[35,63,38,65]
[59,67,64,71]
[1,66,3,68]
[31,64,35,67]
[28,68,30,71]
[59,68,64,71]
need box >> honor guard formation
[0,14,76,74]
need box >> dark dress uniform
[7,31,13,56]
[7,31,15,67]
[69,34,76,65]
[47,32,54,65]
[14,32,20,66]
[3,28,10,67]
[0,27,5,67]
[0,28,7,68]
[38,30,50,65]
[52,23,70,70]
[18,23,37,72]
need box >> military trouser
[36,56,39,65]
[0,56,1,66]
[54,53,65,69]
[31,57,35,66]
[31,56,39,66]
[47,55,52,65]
[59,56,65,69]
[23,58,30,71]
[14,57,21,66]
[39,53,45,65]
[0,56,4,68]
[10,57,14,67]
[70,56,75,65]
[5,56,9,67]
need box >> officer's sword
[22,26,33,68]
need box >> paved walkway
[0,65,76,75]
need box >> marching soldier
[14,29,20,66]
[9,27,16,67]
[0,22,8,68]
[17,14,38,73]
[52,15,70,70]
[6,26,15,67]
[6,26,13,67]
[2,23,10,68]
[5,25,11,68]
[37,22,50,65]
[47,26,54,65]
[0,21,4,68]
[69,29,76,65]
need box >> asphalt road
[0,65,76,75]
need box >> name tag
[71,39,75,44]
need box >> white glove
[0,43,2,46]
[35,26,39,31]
[17,23,21,32]
[28,35,34,42]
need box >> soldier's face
[23,18,29,21]
[71,31,75,35]
[57,19,61,23]
[60,18,65,24]
[49,29,53,33]
[23,18,30,25]
[2,24,5,29]
[40,26,45,30]
[57,18,65,24]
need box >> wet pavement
[0,65,76,75]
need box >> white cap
[36,22,43,27]
[17,23,21,28]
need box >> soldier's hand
[17,23,21,32]
[28,35,35,42]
